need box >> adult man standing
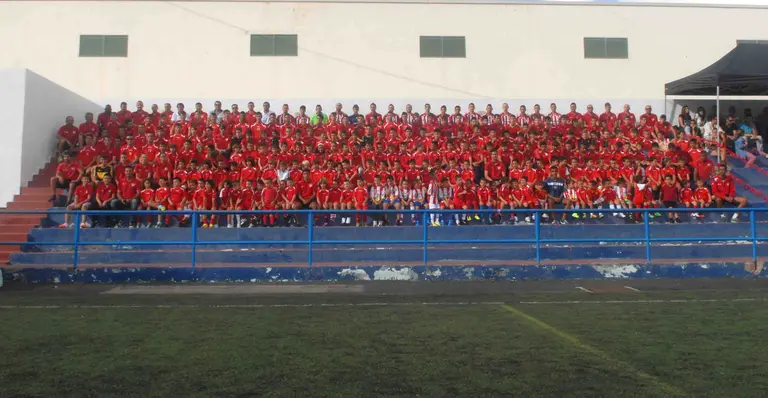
[261,102,276,123]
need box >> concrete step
[0,224,37,234]
[20,187,53,195]
[13,193,54,202]
[0,214,45,224]
[6,201,53,210]
[0,233,32,243]
[9,242,766,266]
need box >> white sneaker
[524,216,531,223]
[227,223,233,228]
[618,213,626,218]
[542,213,549,219]
[732,214,739,222]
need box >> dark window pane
[274,35,298,56]
[420,36,442,58]
[103,35,128,57]
[251,35,275,56]
[79,35,104,57]
[442,36,466,58]
[583,37,605,59]
[605,38,628,59]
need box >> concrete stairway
[0,157,58,264]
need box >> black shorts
[300,200,315,210]
[55,179,72,189]
[718,197,739,207]
[663,201,677,208]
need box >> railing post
[191,212,198,268]
[750,210,757,264]
[422,210,428,266]
[644,209,651,264]
[534,209,541,265]
[308,210,314,267]
[73,212,81,270]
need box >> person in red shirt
[92,174,117,227]
[110,166,141,228]
[338,181,355,226]
[476,178,494,224]
[61,175,94,228]
[50,152,82,205]
[693,179,712,219]
[235,180,255,227]
[57,116,80,153]
[196,180,218,228]
[711,163,747,222]
[353,179,369,226]
[166,177,188,226]
[79,112,99,140]
[261,178,279,226]
[138,178,160,227]
[659,175,681,223]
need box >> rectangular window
[583,37,628,59]
[79,35,128,57]
[250,34,298,56]
[420,36,466,58]
[737,39,768,45]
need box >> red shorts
[355,204,367,210]
[452,200,465,208]
[238,203,252,211]
[262,204,276,211]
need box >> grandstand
[1,0,768,282]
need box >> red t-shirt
[118,178,141,200]
[96,182,116,203]
[73,184,94,203]
[56,161,81,180]
[660,185,679,202]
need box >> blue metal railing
[1,208,766,268]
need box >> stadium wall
[0,69,101,207]
[1,1,767,105]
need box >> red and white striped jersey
[277,113,295,125]
[330,112,347,124]
[517,113,531,126]
[615,186,628,201]
[548,112,562,125]
[499,112,515,126]
[295,115,310,127]
[403,112,420,125]
[464,112,481,122]
[369,184,387,202]
[383,112,401,124]
[449,114,465,126]
[420,113,436,126]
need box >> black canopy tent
[665,43,768,96]
[665,43,768,161]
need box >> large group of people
[50,100,753,229]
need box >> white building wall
[0,69,102,207]
[0,70,27,207]
[0,1,767,106]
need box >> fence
[1,208,765,268]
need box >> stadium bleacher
[4,100,768,272]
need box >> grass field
[1,288,768,397]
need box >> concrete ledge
[3,262,766,284]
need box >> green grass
[1,290,768,397]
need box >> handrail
[1,208,764,269]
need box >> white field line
[0,298,765,309]
[624,286,642,292]
[576,286,594,293]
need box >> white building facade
[1,0,767,109]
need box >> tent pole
[716,86,721,164]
